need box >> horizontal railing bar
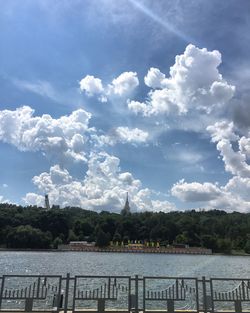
[74,275,131,278]
[144,276,197,280]
[1,275,62,278]
[145,297,186,300]
[213,299,249,302]
[75,297,118,300]
[1,296,47,300]
[144,311,198,313]
[0,274,249,280]
[0,309,56,312]
[73,309,130,313]
[211,277,250,281]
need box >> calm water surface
[0,251,250,278]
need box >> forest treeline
[0,203,250,254]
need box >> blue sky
[1,0,250,212]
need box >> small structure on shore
[58,241,96,251]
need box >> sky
[1,0,250,213]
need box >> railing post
[24,298,33,312]
[135,275,139,313]
[98,299,105,313]
[108,277,111,299]
[142,277,145,313]
[72,276,77,313]
[202,276,207,313]
[235,300,242,313]
[0,276,5,310]
[195,278,200,313]
[64,273,70,313]
[128,277,132,312]
[167,300,174,313]
[209,279,214,313]
[36,277,41,298]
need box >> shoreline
[0,247,249,256]
[59,247,212,255]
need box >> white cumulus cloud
[144,67,166,89]
[127,100,150,116]
[93,126,149,146]
[108,72,139,96]
[0,195,9,203]
[239,137,250,158]
[207,120,239,143]
[24,152,176,213]
[216,139,250,178]
[79,71,139,102]
[114,127,149,143]
[79,75,104,96]
[171,178,250,212]
[128,44,235,116]
[207,120,250,178]
[171,117,250,212]
[171,180,221,202]
[0,106,92,162]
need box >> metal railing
[0,274,249,312]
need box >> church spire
[44,194,50,210]
[125,192,129,204]
[121,192,131,216]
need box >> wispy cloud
[12,78,85,109]
[13,79,58,102]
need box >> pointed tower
[44,194,50,210]
[121,192,131,216]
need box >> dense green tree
[175,233,188,244]
[113,232,122,242]
[68,230,78,242]
[1,203,250,253]
[6,225,52,249]
[123,235,129,245]
[201,235,218,251]
[96,230,110,247]
[37,210,70,239]
[217,238,232,254]
[74,220,93,238]
[244,240,250,254]
[53,237,63,249]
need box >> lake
[0,251,250,278]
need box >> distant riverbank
[0,246,211,255]
[0,247,249,256]
[58,245,212,255]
